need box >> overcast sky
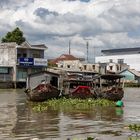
[0,0,140,62]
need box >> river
[0,88,140,140]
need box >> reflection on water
[0,88,140,140]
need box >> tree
[1,27,26,45]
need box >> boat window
[109,59,113,63]
[50,76,58,87]
[67,65,70,68]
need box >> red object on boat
[71,86,92,96]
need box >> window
[23,53,27,57]
[0,68,9,74]
[33,54,41,58]
[92,65,95,70]
[109,59,113,63]
[117,65,120,71]
[17,68,27,80]
[84,65,87,70]
[118,59,124,64]
[109,66,113,70]
[67,65,70,68]
[17,53,21,58]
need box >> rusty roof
[50,54,79,64]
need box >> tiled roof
[50,54,79,64]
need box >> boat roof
[28,70,60,77]
[63,79,93,82]
[101,74,124,80]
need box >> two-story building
[49,54,100,73]
[0,42,48,88]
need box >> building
[49,54,83,70]
[0,42,48,88]
[95,47,140,71]
[49,54,100,73]
[82,63,100,73]
[119,68,140,83]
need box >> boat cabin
[99,74,125,90]
[26,71,60,90]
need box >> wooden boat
[96,74,125,101]
[63,73,125,101]
[25,71,61,102]
[62,73,98,99]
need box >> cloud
[0,0,140,61]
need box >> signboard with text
[19,58,34,66]
[34,58,48,66]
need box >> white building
[50,54,100,73]
[95,47,140,71]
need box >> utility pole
[93,45,95,63]
[86,41,89,63]
[84,38,92,63]
[69,40,71,55]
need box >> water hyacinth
[129,124,140,132]
[31,98,115,112]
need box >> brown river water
[0,88,140,140]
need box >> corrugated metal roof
[119,68,140,77]
[31,44,47,49]
[102,47,140,54]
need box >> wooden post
[14,81,17,89]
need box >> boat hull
[25,83,60,102]
[97,87,124,101]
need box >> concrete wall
[0,43,16,67]
[57,60,82,70]
[57,60,99,72]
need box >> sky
[0,0,140,62]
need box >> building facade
[0,42,48,88]
[95,47,140,71]
[50,54,100,73]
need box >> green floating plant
[31,98,115,112]
[86,137,95,140]
[128,124,140,132]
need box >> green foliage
[32,104,48,112]
[1,27,26,45]
[31,98,115,112]
[86,137,95,140]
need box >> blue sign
[19,58,34,66]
